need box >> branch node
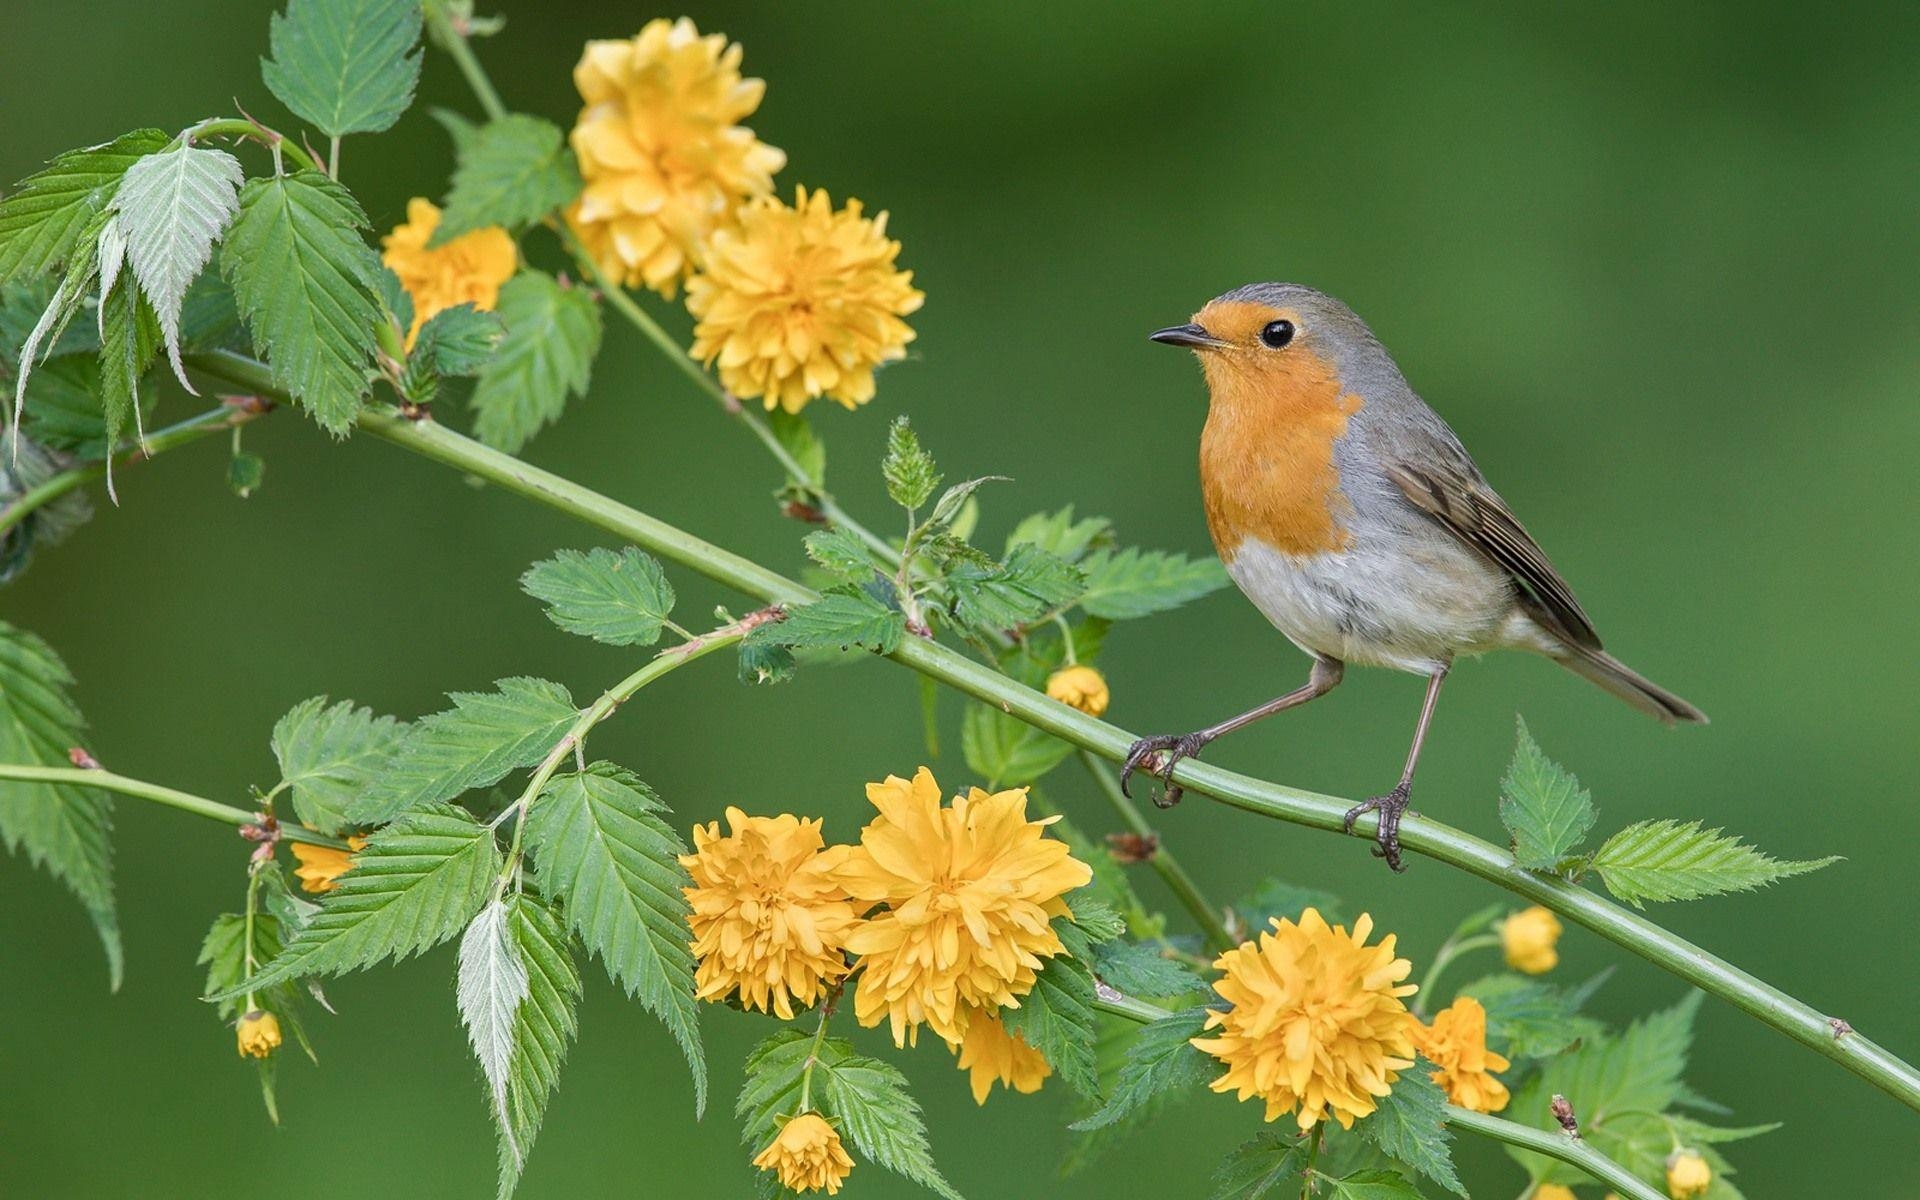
[1831,1017,1855,1039]
[1549,1093,1580,1140]
[66,746,102,770]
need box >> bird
[1120,282,1706,870]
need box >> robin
[1121,282,1706,870]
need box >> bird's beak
[1149,322,1228,350]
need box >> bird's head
[1151,282,1386,407]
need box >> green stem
[187,118,323,174]
[422,0,508,122]
[798,1007,832,1113]
[1416,934,1501,1013]
[1077,749,1233,953]
[183,349,1920,1114]
[0,764,344,847]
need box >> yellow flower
[686,186,923,414]
[290,836,366,894]
[236,1010,282,1059]
[567,18,785,298]
[681,808,859,1019]
[379,198,517,345]
[1535,1187,1578,1200]
[752,1111,854,1194]
[952,1007,1051,1104]
[1412,996,1511,1113]
[835,767,1091,1047]
[1502,906,1563,974]
[1192,908,1417,1131]
[1046,665,1110,717]
[1665,1149,1711,1199]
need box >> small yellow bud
[1501,905,1563,974]
[1046,665,1110,717]
[1666,1149,1711,1199]
[236,1010,282,1059]
[752,1111,854,1194]
[1534,1186,1577,1200]
[290,836,366,894]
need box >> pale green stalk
[0,764,343,848]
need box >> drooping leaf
[1210,1133,1308,1200]
[107,143,243,387]
[960,699,1072,788]
[1356,1061,1465,1196]
[494,894,581,1200]
[1590,819,1839,908]
[0,129,168,286]
[1076,547,1230,619]
[0,620,119,985]
[348,677,576,823]
[1001,953,1100,1100]
[1090,940,1203,999]
[412,302,504,376]
[12,213,105,422]
[0,432,93,581]
[262,0,423,137]
[1072,1007,1212,1131]
[737,641,795,686]
[220,802,500,995]
[458,899,530,1151]
[882,415,939,510]
[945,544,1086,633]
[198,907,300,1025]
[221,172,383,434]
[750,589,905,656]
[521,763,704,1112]
[469,271,601,453]
[433,115,581,244]
[519,546,675,646]
[94,272,161,450]
[1005,505,1113,563]
[1498,717,1596,869]
[270,696,406,834]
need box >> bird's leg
[1344,664,1449,872]
[1121,657,1344,808]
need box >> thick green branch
[0,764,342,847]
[1078,749,1233,953]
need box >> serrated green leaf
[1058,898,1126,958]
[1005,505,1113,563]
[522,763,704,1113]
[221,802,500,996]
[882,416,938,509]
[1076,547,1230,619]
[433,115,581,245]
[1091,940,1203,999]
[1458,973,1606,1059]
[469,271,601,453]
[271,696,406,835]
[803,527,877,582]
[494,894,580,1200]
[413,302,504,376]
[1232,878,1343,936]
[179,266,244,354]
[458,899,529,1153]
[767,409,824,486]
[12,212,105,422]
[262,0,422,137]
[924,475,1004,531]
[0,431,93,581]
[960,698,1072,788]
[1330,1169,1426,1199]
[198,908,291,1021]
[1590,818,1838,907]
[1499,718,1596,869]
[520,547,674,646]
[1210,1132,1308,1200]
[348,677,576,823]
[1357,1060,1464,1196]
[752,590,906,655]
[0,130,168,286]
[0,620,119,986]
[737,641,795,686]
[946,544,1086,633]
[1072,1007,1211,1131]
[94,271,162,452]
[222,172,382,434]
[1002,952,1100,1100]
[108,143,243,387]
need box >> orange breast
[1198,346,1362,563]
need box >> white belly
[1225,536,1528,673]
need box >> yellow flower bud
[1501,905,1563,974]
[1046,665,1110,717]
[291,835,366,894]
[1666,1149,1711,1199]
[752,1111,854,1194]
[236,1010,282,1059]
[1534,1186,1577,1200]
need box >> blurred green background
[3,1,1915,1195]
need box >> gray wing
[1383,456,1602,650]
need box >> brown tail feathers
[1557,644,1708,726]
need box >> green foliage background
[2,1,1914,1195]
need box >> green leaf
[1590,818,1839,907]
[0,432,93,580]
[0,129,168,286]
[94,272,162,452]
[228,450,266,498]
[520,547,675,646]
[413,303,504,376]
[1498,718,1596,869]
[458,899,529,1156]
[222,802,500,996]
[1458,973,1606,1059]
[522,763,704,1113]
[348,677,576,823]
[262,0,422,137]
[1005,505,1113,563]
[960,698,1073,787]
[11,213,105,419]
[737,641,795,686]
[222,172,383,434]
[1356,1061,1464,1196]
[803,527,878,582]
[1076,547,1230,619]
[767,409,824,486]
[1329,1169,1427,1200]
[0,620,119,986]
[1072,1007,1212,1131]
[752,590,906,655]
[270,696,406,834]
[494,894,580,1200]
[1210,1133,1308,1200]
[946,544,1086,633]
[1057,897,1127,959]
[1232,878,1343,934]
[469,271,602,453]
[434,115,581,244]
[107,143,243,387]
[882,415,939,509]
[1001,953,1100,1100]
[198,908,296,1023]
[1090,940,1203,999]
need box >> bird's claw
[1343,782,1413,872]
[1120,732,1209,808]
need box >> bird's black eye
[1259,319,1295,349]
